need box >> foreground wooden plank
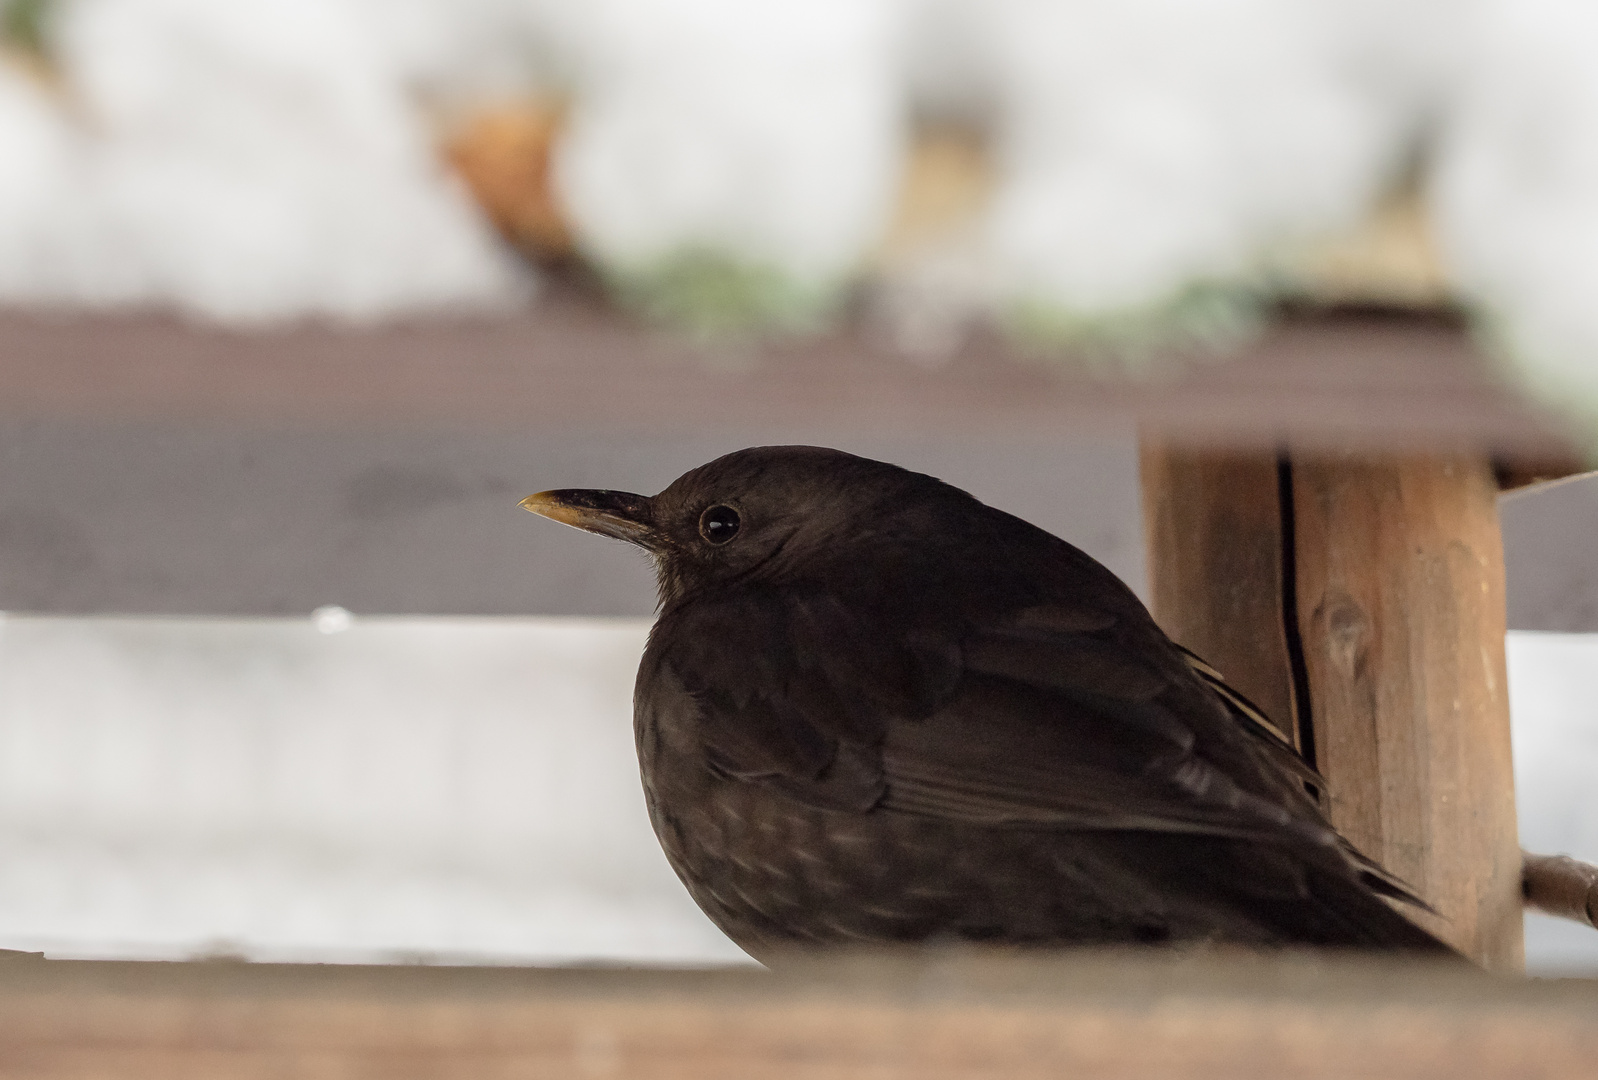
[0,952,1594,1080]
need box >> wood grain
[0,953,1593,1080]
[1138,448,1527,966]
[1139,443,1300,746]
[1291,454,1522,970]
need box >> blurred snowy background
[1,0,1596,975]
[0,612,1592,974]
[0,614,745,966]
[1511,632,1598,975]
[5,0,1598,418]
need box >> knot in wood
[1321,592,1372,676]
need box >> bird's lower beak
[519,489,662,551]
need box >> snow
[1507,632,1598,974]
[978,0,1403,315]
[0,613,747,965]
[0,0,530,324]
[1431,0,1598,425]
[0,612,1591,972]
[552,0,907,313]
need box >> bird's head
[521,445,976,607]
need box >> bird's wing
[654,586,1337,847]
[1174,645,1325,792]
[1165,647,1426,905]
[1176,646,1295,750]
[879,602,1334,845]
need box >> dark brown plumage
[522,446,1452,962]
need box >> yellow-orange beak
[519,488,662,551]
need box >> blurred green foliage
[1007,281,1266,372]
[609,250,843,341]
[2,0,50,54]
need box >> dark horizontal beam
[3,418,1591,624]
[0,288,1577,453]
[0,423,1145,617]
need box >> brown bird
[522,446,1450,962]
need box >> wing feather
[657,587,1340,850]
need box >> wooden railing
[1,950,1596,1079]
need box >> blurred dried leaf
[444,99,573,259]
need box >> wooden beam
[1141,445,1524,968]
[0,301,1575,453]
[0,953,1593,1079]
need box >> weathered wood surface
[1141,447,1524,969]
[0,952,1593,1080]
[1291,453,1521,970]
[1139,444,1301,747]
[0,299,1576,453]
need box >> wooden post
[1139,445,1301,748]
[1291,453,1521,969]
[1140,443,1524,969]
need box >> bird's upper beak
[519,489,663,551]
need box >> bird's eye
[698,505,741,545]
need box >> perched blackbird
[522,446,1450,960]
